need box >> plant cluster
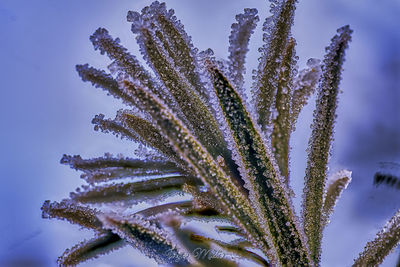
[42,1,400,266]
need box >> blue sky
[0,0,399,266]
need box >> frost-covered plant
[42,1,400,266]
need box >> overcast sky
[0,0,399,266]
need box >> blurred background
[0,0,399,266]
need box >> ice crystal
[43,1,400,266]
